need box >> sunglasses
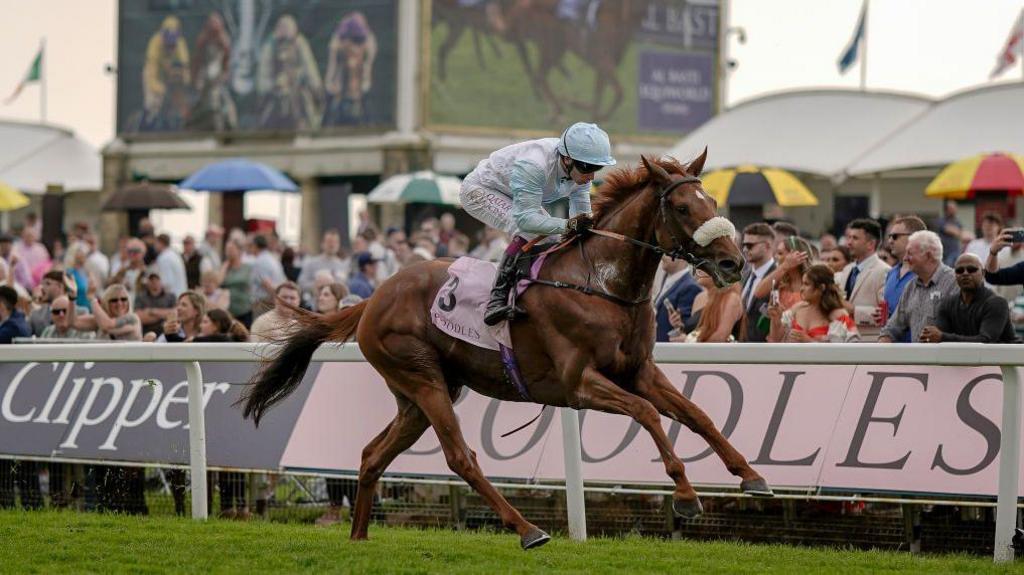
[108,297,130,304]
[954,265,980,275]
[51,308,68,316]
[888,232,910,241]
[741,241,766,250]
[572,160,601,174]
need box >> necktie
[845,265,861,298]
[742,273,756,309]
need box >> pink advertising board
[281,362,1012,497]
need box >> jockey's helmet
[558,122,616,173]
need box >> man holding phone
[984,227,1024,287]
[653,257,701,342]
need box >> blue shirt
[0,309,31,343]
[348,272,374,299]
[883,264,916,343]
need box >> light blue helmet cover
[558,122,616,166]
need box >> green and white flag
[5,47,43,105]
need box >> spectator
[672,268,744,343]
[297,230,347,305]
[767,264,859,343]
[317,283,348,313]
[935,200,963,267]
[65,242,94,312]
[109,238,148,300]
[281,246,301,283]
[771,221,799,249]
[197,308,250,342]
[837,218,890,341]
[824,245,852,275]
[221,239,254,327]
[13,227,50,289]
[877,247,898,267]
[448,233,470,258]
[879,231,957,343]
[198,225,224,273]
[739,223,776,342]
[134,272,177,336]
[378,227,407,280]
[76,285,142,341]
[818,232,838,252]
[348,252,378,299]
[109,237,130,278]
[0,285,30,343]
[879,216,928,342]
[28,270,86,336]
[965,211,1003,263]
[654,257,701,343]
[920,254,1017,344]
[250,281,301,342]
[472,227,508,263]
[0,233,31,289]
[156,291,207,342]
[198,269,230,311]
[40,295,94,339]
[154,234,188,297]
[182,235,202,289]
[753,235,814,311]
[83,233,110,286]
[250,234,287,318]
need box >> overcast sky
[0,0,1021,149]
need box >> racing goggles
[572,160,602,174]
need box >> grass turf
[2,510,1023,574]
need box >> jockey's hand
[565,214,594,236]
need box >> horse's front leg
[570,366,703,517]
[634,361,773,496]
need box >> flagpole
[860,0,869,91]
[39,38,46,122]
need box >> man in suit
[739,223,776,342]
[836,218,891,341]
[654,257,702,342]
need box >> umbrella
[0,181,30,212]
[925,152,1024,199]
[367,171,462,205]
[101,181,192,211]
[179,158,299,192]
[702,165,818,207]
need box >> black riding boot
[484,251,525,326]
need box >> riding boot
[484,250,525,326]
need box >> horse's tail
[240,300,368,426]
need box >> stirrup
[484,304,525,326]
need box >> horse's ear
[641,155,671,186]
[688,147,708,176]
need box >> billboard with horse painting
[427,0,719,138]
[116,0,397,136]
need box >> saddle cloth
[430,257,513,351]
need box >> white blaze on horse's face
[695,188,709,202]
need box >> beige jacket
[836,253,891,339]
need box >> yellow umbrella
[0,181,30,212]
[702,165,818,207]
[925,152,1024,199]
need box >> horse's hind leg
[414,382,549,549]
[571,366,703,518]
[350,396,431,540]
[634,361,773,496]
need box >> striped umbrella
[702,165,818,207]
[367,171,462,205]
[925,152,1024,199]
[0,181,30,212]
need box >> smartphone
[662,299,676,315]
[166,310,178,324]
[1010,229,1024,244]
[770,280,780,306]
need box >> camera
[1009,228,1024,244]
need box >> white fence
[0,342,1021,562]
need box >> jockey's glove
[566,213,595,235]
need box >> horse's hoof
[672,496,703,519]
[741,478,775,497]
[520,528,551,550]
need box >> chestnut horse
[241,151,772,550]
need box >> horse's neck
[582,191,663,301]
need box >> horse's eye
[675,205,689,215]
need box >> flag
[4,46,43,105]
[837,2,867,74]
[990,9,1023,79]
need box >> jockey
[460,122,616,326]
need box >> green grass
[2,510,1023,574]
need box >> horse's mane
[592,156,693,223]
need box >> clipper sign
[1,360,1018,497]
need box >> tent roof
[0,120,101,193]
[846,82,1024,175]
[668,89,932,176]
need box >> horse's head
[641,150,744,287]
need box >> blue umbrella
[179,158,299,192]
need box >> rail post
[185,361,208,520]
[995,365,1021,562]
[560,408,586,541]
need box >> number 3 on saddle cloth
[430,255,546,401]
